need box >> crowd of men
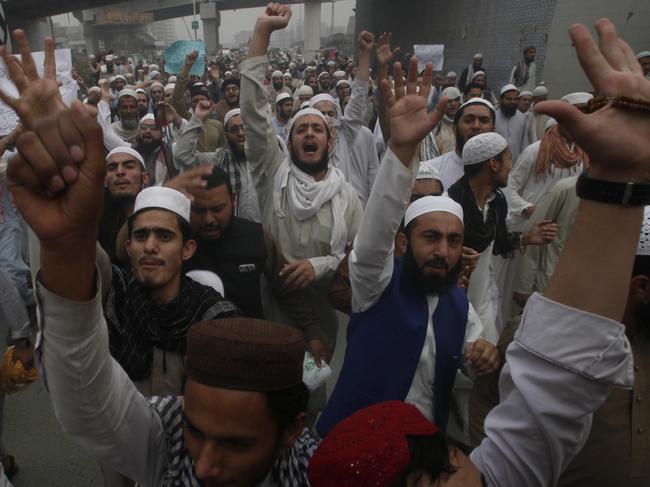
[0,3,650,486]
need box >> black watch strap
[576,172,650,206]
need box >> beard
[273,81,283,91]
[136,134,162,153]
[290,145,329,176]
[500,104,517,117]
[121,117,139,131]
[401,244,463,295]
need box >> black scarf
[105,268,241,381]
[447,176,518,257]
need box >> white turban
[462,132,508,166]
[134,187,191,223]
[405,196,464,227]
[106,146,145,169]
[224,108,241,128]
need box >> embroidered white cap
[532,85,549,97]
[106,146,145,169]
[133,187,191,222]
[297,85,313,96]
[416,161,441,181]
[500,84,519,96]
[561,92,593,106]
[224,108,241,128]
[441,87,461,100]
[285,108,328,137]
[405,196,464,227]
[276,92,292,105]
[462,132,508,166]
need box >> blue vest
[316,257,468,437]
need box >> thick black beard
[500,105,517,117]
[229,141,246,162]
[401,244,463,295]
[135,136,162,153]
[290,145,329,176]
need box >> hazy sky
[53,0,355,44]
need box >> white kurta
[495,109,530,162]
[426,150,464,193]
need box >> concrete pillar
[303,1,321,63]
[200,2,220,56]
[4,15,51,51]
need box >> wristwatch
[576,172,650,206]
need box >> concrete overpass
[3,0,331,60]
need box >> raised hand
[358,31,375,53]
[256,2,292,32]
[376,32,400,66]
[381,57,447,164]
[185,50,199,68]
[535,19,650,180]
[164,165,212,200]
[193,99,214,121]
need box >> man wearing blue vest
[317,59,500,437]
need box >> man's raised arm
[239,4,291,195]
[1,31,167,485]
[350,59,446,312]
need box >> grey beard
[121,118,139,131]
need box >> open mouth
[303,141,318,153]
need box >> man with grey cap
[112,89,141,144]
[176,102,262,222]
[495,84,530,162]
[420,86,462,160]
[447,132,557,341]
[317,51,498,438]
[240,4,363,405]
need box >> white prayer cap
[224,108,241,127]
[117,88,138,101]
[561,92,593,105]
[106,55,114,62]
[462,132,508,166]
[333,70,346,78]
[168,75,177,83]
[310,93,338,107]
[518,90,533,98]
[637,206,650,256]
[637,51,650,60]
[500,84,519,96]
[112,75,126,83]
[404,196,464,227]
[545,117,558,130]
[446,71,457,78]
[276,92,292,104]
[318,71,330,79]
[327,60,336,66]
[285,108,329,137]
[149,70,161,78]
[272,70,284,78]
[89,54,96,60]
[186,270,225,295]
[135,88,147,95]
[133,187,191,223]
[300,101,311,110]
[457,97,495,114]
[164,83,175,92]
[127,57,133,63]
[336,79,351,88]
[532,85,549,97]
[140,113,155,123]
[297,85,313,96]
[106,146,145,168]
[88,86,101,94]
[284,71,292,78]
[150,81,164,90]
[441,86,461,100]
[473,53,483,59]
[416,161,441,181]
[150,64,160,71]
[471,70,486,80]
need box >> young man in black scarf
[447,132,557,340]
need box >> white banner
[413,44,445,73]
[0,49,77,136]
